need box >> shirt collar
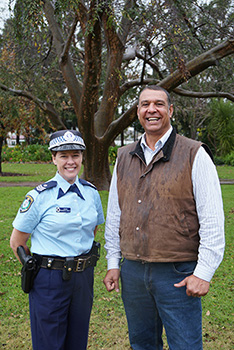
[54,172,86,200]
[54,172,79,193]
[140,126,173,152]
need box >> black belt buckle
[62,257,74,281]
[76,258,87,272]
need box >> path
[0,180,234,187]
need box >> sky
[0,0,15,30]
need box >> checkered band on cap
[49,130,86,151]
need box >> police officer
[10,130,105,350]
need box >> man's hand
[103,269,120,292]
[174,275,210,297]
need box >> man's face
[137,89,173,139]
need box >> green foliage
[2,145,51,162]
[217,149,234,165]
[223,152,234,166]
[206,99,234,157]
[108,145,119,165]
[214,151,234,166]
[2,145,118,165]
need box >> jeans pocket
[172,261,197,275]
[120,257,126,267]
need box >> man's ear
[169,104,173,119]
[137,105,140,120]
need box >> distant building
[114,127,142,146]
[6,132,25,147]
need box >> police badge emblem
[63,131,75,141]
[20,195,34,213]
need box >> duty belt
[34,241,101,280]
[40,254,97,272]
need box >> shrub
[2,144,51,162]
[108,146,118,165]
[214,156,225,166]
[224,151,234,166]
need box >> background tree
[205,99,234,156]
[0,0,233,189]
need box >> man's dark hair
[139,85,172,106]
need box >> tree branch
[100,103,138,146]
[42,0,82,117]
[0,83,66,129]
[135,50,164,79]
[29,33,53,70]
[120,78,159,95]
[173,87,234,102]
[95,1,134,136]
[60,14,79,64]
[118,0,136,45]
[160,39,234,91]
[75,1,88,34]
[171,0,205,50]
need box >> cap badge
[63,131,76,142]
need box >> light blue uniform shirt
[13,172,105,257]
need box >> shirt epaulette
[34,181,57,193]
[79,179,97,190]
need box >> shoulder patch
[35,181,57,193]
[79,179,97,190]
[20,195,34,213]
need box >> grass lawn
[0,163,233,349]
[1,162,234,183]
[0,162,57,183]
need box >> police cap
[48,130,86,152]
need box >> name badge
[56,207,71,213]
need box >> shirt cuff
[107,257,121,270]
[193,264,215,282]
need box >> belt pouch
[62,257,74,281]
[91,241,101,261]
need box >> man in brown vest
[103,86,225,350]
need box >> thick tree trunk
[82,141,112,191]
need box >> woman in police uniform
[10,130,105,350]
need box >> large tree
[0,0,233,189]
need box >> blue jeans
[121,259,202,350]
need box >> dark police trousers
[29,266,94,350]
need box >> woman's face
[52,150,83,184]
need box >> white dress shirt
[104,127,225,282]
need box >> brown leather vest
[117,130,202,262]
